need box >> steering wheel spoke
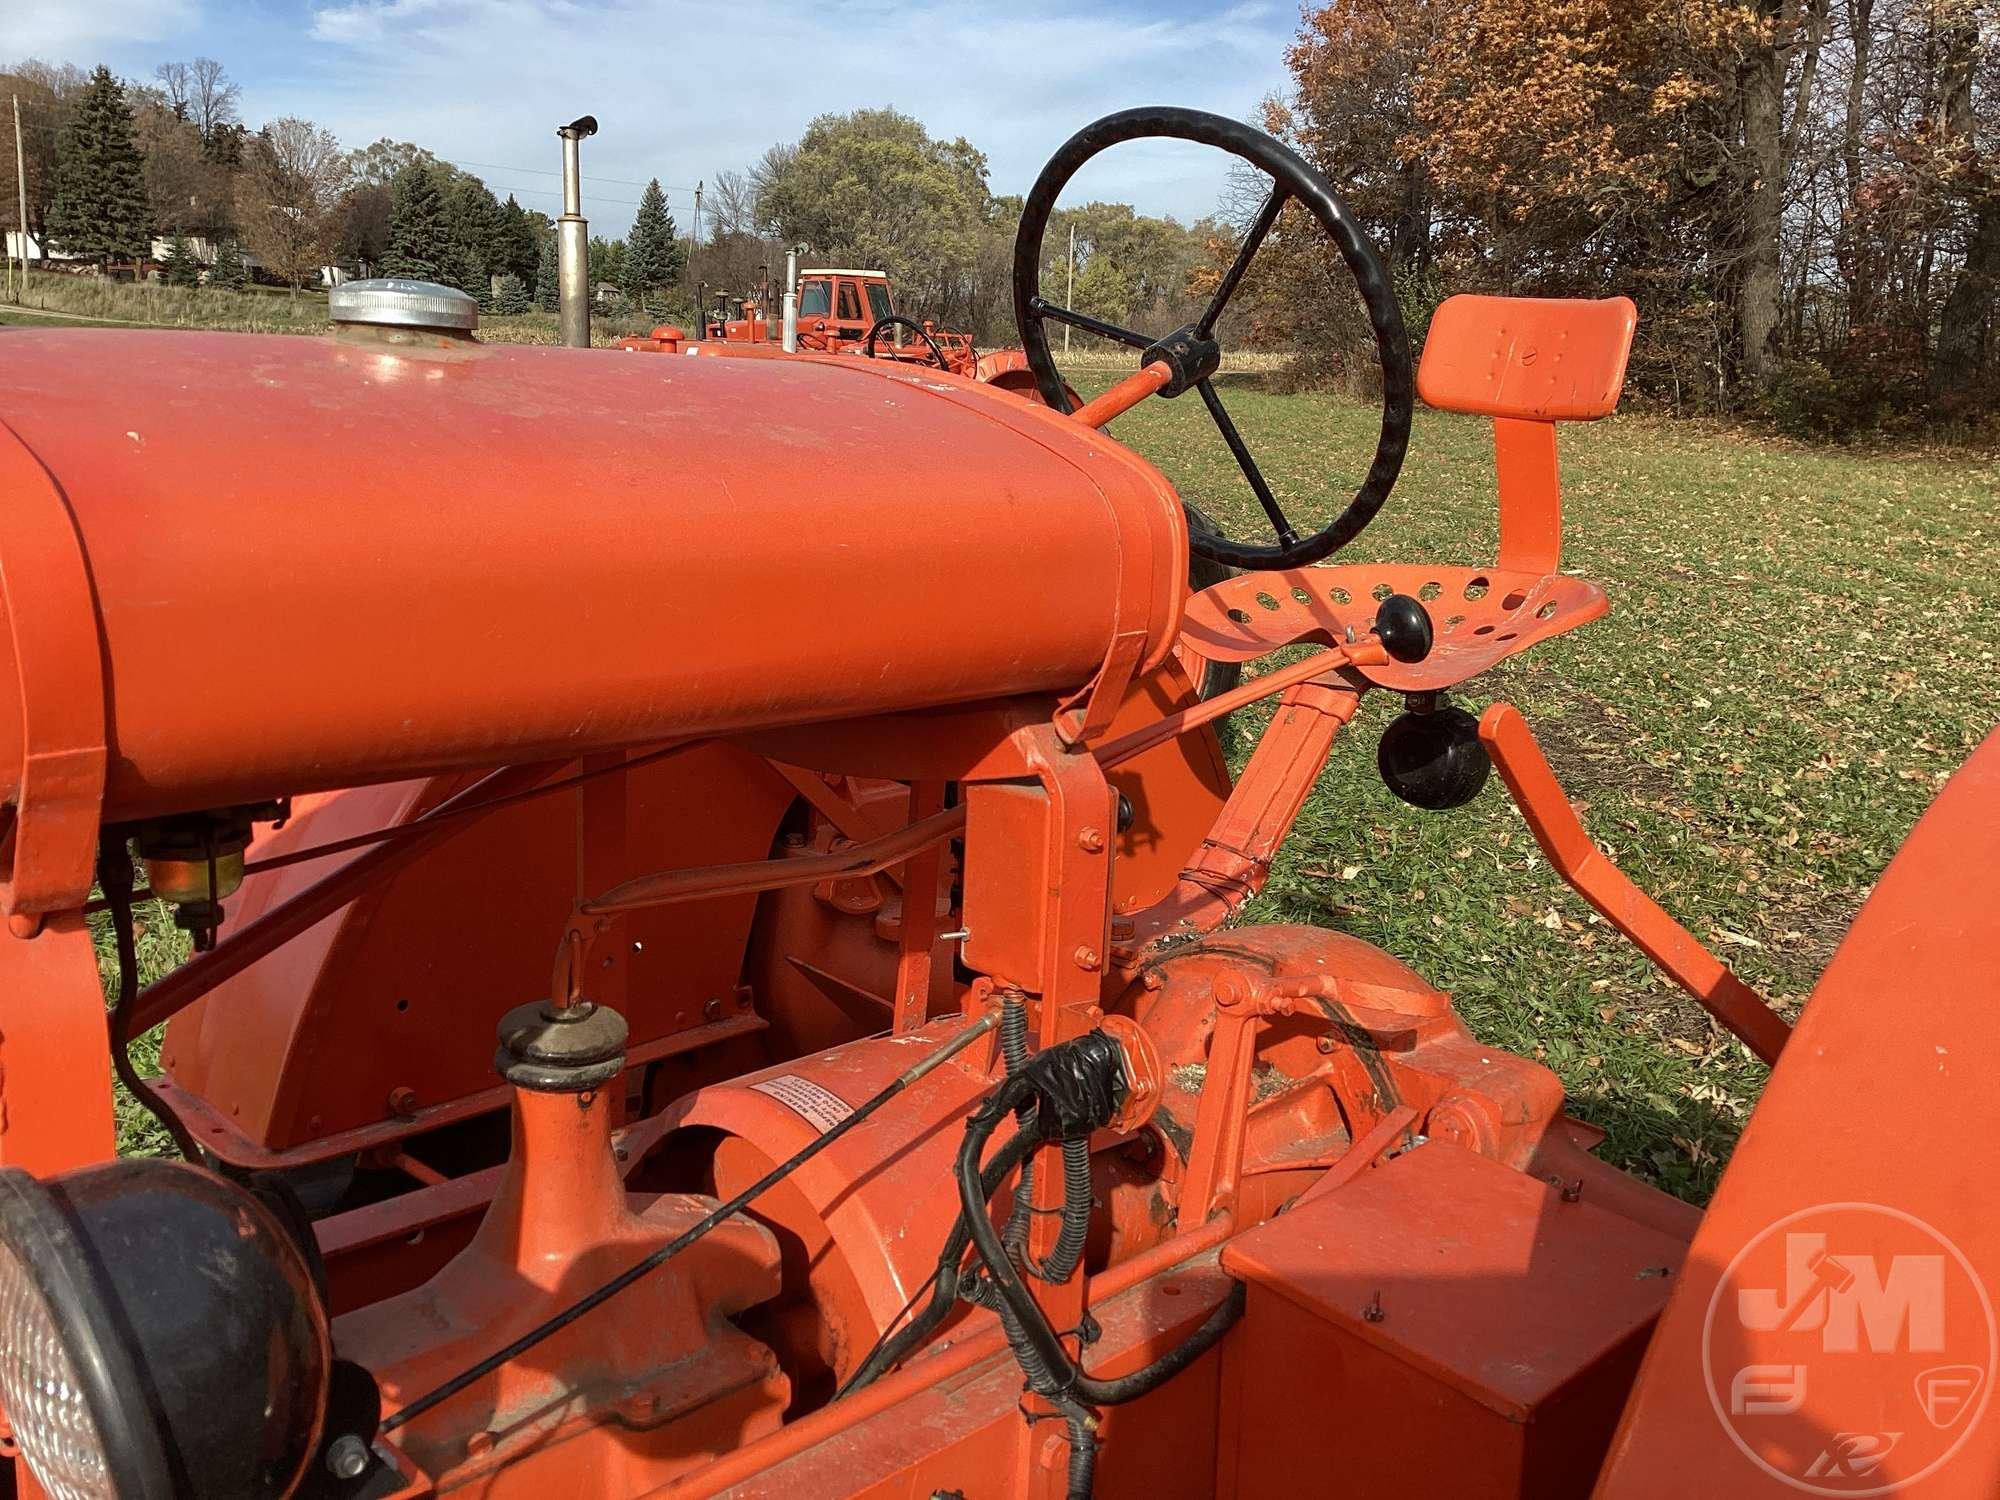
[1196,184,1287,339]
[1011,107,1412,570]
[1025,296,1155,352]
[1197,379,1298,548]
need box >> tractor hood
[0,329,1185,868]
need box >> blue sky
[12,0,1297,236]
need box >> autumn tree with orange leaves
[1252,0,1999,425]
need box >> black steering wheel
[862,315,950,370]
[1013,107,1413,570]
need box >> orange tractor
[0,107,1992,1500]
[652,265,1058,397]
[697,268,977,375]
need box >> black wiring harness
[846,1023,1246,1500]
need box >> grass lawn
[1081,371,1999,1200]
[77,336,1996,1204]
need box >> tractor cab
[794,267,893,345]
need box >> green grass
[4,269,331,331]
[1077,369,1999,1200]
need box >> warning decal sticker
[749,1073,856,1133]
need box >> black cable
[96,837,203,1162]
[839,1125,1038,1396]
[954,1044,1247,1408]
[381,1008,998,1434]
[1034,1138,1092,1285]
[999,991,1035,1255]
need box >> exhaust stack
[556,115,597,349]
[781,246,800,353]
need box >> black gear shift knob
[1372,593,1434,663]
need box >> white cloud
[8,0,202,61]
[270,0,1292,233]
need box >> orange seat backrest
[1413,295,1637,574]
[1417,295,1637,421]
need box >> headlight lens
[0,1236,115,1499]
[0,1160,331,1500]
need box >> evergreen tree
[47,66,150,271]
[493,273,531,315]
[161,233,201,287]
[534,231,559,311]
[382,163,447,281]
[440,176,500,304]
[589,235,627,294]
[623,178,683,312]
[210,237,247,290]
[495,195,540,284]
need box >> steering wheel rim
[1012,106,1413,570]
[862,315,950,371]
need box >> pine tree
[382,164,447,281]
[496,195,539,284]
[493,273,531,315]
[623,179,684,312]
[210,238,247,290]
[161,233,201,288]
[534,231,559,311]
[445,176,501,304]
[47,66,151,271]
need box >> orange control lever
[1478,702,1792,1065]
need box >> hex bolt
[324,1435,370,1480]
[1077,826,1106,853]
[1316,1035,1336,1053]
[387,1086,418,1118]
[703,997,724,1022]
[1073,945,1101,972]
[1213,975,1244,1008]
[1560,1179,1584,1203]
[1362,1291,1386,1324]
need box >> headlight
[0,1160,331,1500]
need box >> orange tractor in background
[656,265,1054,395]
[701,268,974,372]
[0,106,1993,1500]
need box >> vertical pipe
[781,245,799,352]
[556,118,595,349]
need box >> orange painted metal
[157,744,792,1156]
[1480,703,1792,1065]
[1597,730,2000,1498]
[1180,563,1607,695]
[0,420,107,918]
[1416,295,1635,575]
[1117,678,1358,944]
[660,1016,1004,1376]
[0,330,1186,825]
[1070,361,1174,430]
[0,912,117,1172]
[1220,1143,1688,1500]
[1417,295,1638,422]
[336,1079,788,1493]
